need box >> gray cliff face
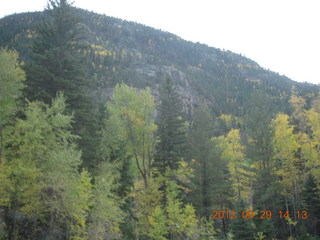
[133,64,197,117]
[96,64,197,118]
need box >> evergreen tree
[24,0,86,104]
[154,76,186,175]
[187,103,215,217]
[301,174,320,235]
[229,199,256,240]
[245,92,280,238]
[209,139,234,236]
[23,0,98,169]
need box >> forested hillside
[0,5,317,116]
[0,0,319,239]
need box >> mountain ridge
[0,8,317,117]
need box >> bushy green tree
[106,83,156,187]
[0,48,25,123]
[0,48,25,239]
[100,116,134,197]
[166,179,199,240]
[0,48,25,163]
[133,176,163,237]
[147,204,168,240]
[100,111,135,239]
[88,161,124,240]
[4,94,93,239]
[133,163,201,239]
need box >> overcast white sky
[1,0,320,84]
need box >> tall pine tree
[154,76,186,175]
[187,103,214,217]
[229,199,256,240]
[23,0,98,169]
[301,174,320,236]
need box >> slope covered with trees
[0,4,317,116]
[0,0,320,239]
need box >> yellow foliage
[272,113,301,193]
[216,129,252,201]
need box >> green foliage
[245,92,281,238]
[1,5,317,120]
[216,128,252,201]
[165,179,200,239]
[166,180,184,238]
[187,103,214,217]
[23,0,98,169]
[0,48,25,125]
[88,161,124,240]
[106,83,156,187]
[0,49,26,239]
[304,97,320,181]
[183,204,200,239]
[300,174,320,236]
[1,4,320,239]
[302,174,320,219]
[100,100,134,196]
[70,170,93,240]
[133,177,163,237]
[100,112,135,238]
[198,218,216,240]
[229,199,256,240]
[154,76,186,175]
[0,160,10,208]
[133,163,201,239]
[24,0,88,105]
[272,113,301,195]
[2,93,93,239]
[148,206,168,240]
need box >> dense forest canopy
[0,0,319,239]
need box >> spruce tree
[187,103,214,217]
[23,0,98,169]
[24,0,88,105]
[301,174,320,235]
[154,76,186,175]
[229,199,256,240]
[204,135,234,236]
[302,174,320,218]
